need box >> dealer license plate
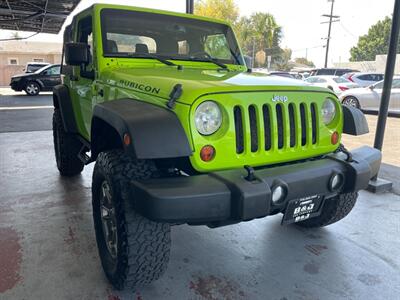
[282,195,324,225]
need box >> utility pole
[322,0,340,68]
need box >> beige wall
[0,53,61,86]
[334,54,400,74]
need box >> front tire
[92,150,171,290]
[24,81,40,96]
[296,192,358,228]
[52,109,84,176]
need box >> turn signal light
[123,133,131,146]
[200,145,215,162]
[331,131,339,145]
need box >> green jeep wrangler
[53,4,381,290]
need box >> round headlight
[321,98,336,125]
[195,101,222,135]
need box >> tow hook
[244,165,256,181]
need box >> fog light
[272,185,285,203]
[200,145,215,162]
[330,173,343,191]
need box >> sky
[0,0,395,67]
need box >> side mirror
[65,43,89,66]
[243,55,253,69]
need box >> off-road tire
[296,192,358,228]
[92,150,171,290]
[52,109,84,176]
[24,81,40,96]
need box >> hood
[102,66,332,105]
[11,72,36,79]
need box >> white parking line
[0,106,53,110]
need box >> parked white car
[340,77,400,112]
[305,75,359,95]
[342,72,384,87]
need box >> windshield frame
[99,8,244,66]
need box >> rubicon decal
[118,80,160,95]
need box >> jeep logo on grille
[272,95,288,103]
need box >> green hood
[101,66,331,105]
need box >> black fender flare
[342,105,369,135]
[53,84,78,133]
[91,99,193,159]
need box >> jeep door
[69,14,95,138]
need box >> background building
[334,54,400,74]
[0,41,62,86]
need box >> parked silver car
[343,72,384,87]
[340,77,400,112]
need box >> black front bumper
[10,81,23,91]
[131,146,381,225]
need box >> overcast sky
[0,0,395,67]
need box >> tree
[194,0,283,68]
[350,16,400,62]
[194,0,239,25]
[236,13,282,67]
[294,57,315,67]
[273,48,293,71]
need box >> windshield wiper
[190,52,229,70]
[126,53,179,67]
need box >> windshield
[34,65,51,74]
[100,9,243,65]
[27,64,47,73]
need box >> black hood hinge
[167,84,183,109]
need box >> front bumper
[10,81,23,91]
[131,146,381,225]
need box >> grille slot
[234,106,244,154]
[288,103,296,147]
[311,103,317,144]
[300,103,307,146]
[263,105,272,151]
[249,105,258,152]
[276,104,284,149]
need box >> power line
[0,32,40,41]
[339,22,358,38]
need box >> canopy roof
[0,0,80,34]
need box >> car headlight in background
[195,101,222,135]
[321,98,336,125]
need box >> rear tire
[342,96,360,109]
[52,109,84,176]
[24,81,40,96]
[296,192,358,228]
[92,150,171,290]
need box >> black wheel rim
[100,180,118,259]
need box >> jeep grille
[233,102,318,154]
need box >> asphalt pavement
[0,91,53,133]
